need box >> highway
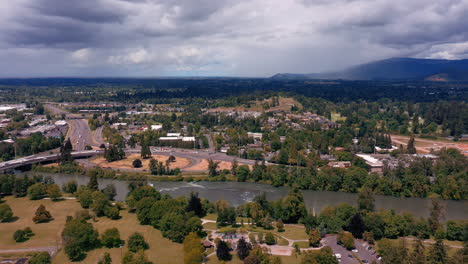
[45,104,100,151]
[0,150,102,172]
[68,119,94,151]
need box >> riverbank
[14,172,468,220]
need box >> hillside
[271,57,468,81]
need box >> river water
[40,173,467,220]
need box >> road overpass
[0,150,103,173]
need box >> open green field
[2,197,312,264]
[0,197,82,250]
[53,209,184,264]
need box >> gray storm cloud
[0,0,467,77]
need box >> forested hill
[0,78,467,103]
[271,57,468,81]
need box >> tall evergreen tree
[429,239,447,264]
[237,237,251,260]
[216,240,231,261]
[407,136,417,154]
[60,138,73,164]
[348,214,366,239]
[88,174,99,191]
[186,192,204,217]
[409,237,426,264]
[141,143,151,159]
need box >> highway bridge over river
[0,150,102,173]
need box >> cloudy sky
[1,0,468,77]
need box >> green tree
[276,219,285,232]
[133,159,142,168]
[88,173,99,191]
[216,240,231,261]
[183,232,204,264]
[236,165,250,182]
[337,231,354,250]
[60,138,73,164]
[186,192,204,217]
[101,228,122,248]
[358,187,375,213]
[429,238,447,264]
[62,180,77,194]
[62,218,100,261]
[149,158,158,175]
[91,191,109,217]
[265,233,276,245]
[29,252,51,264]
[281,188,307,223]
[128,232,149,252]
[301,246,338,264]
[122,250,152,264]
[208,159,220,177]
[13,229,27,242]
[409,237,426,264]
[0,204,14,222]
[237,237,251,260]
[46,184,61,201]
[27,183,47,200]
[98,252,112,264]
[348,213,365,239]
[407,136,417,154]
[76,186,93,208]
[309,229,321,247]
[33,204,53,223]
[428,198,444,233]
[141,143,151,159]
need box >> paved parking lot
[322,235,380,264]
[322,235,359,264]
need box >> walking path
[0,246,58,256]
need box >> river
[37,173,468,220]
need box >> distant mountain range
[271,57,468,81]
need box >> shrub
[105,206,120,220]
[13,230,26,242]
[29,252,51,264]
[33,205,53,223]
[62,180,77,194]
[128,232,149,252]
[265,233,276,245]
[62,218,99,261]
[0,204,14,222]
[276,219,285,232]
[337,231,355,250]
[133,159,142,168]
[101,228,122,248]
[27,183,47,200]
[13,227,34,242]
[46,184,62,201]
[74,209,92,220]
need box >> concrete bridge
[0,150,103,173]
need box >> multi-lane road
[45,104,101,151]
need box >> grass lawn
[247,225,308,240]
[203,222,218,230]
[293,241,310,248]
[53,209,184,264]
[0,196,82,250]
[277,237,289,246]
[204,213,218,221]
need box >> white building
[151,124,163,130]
